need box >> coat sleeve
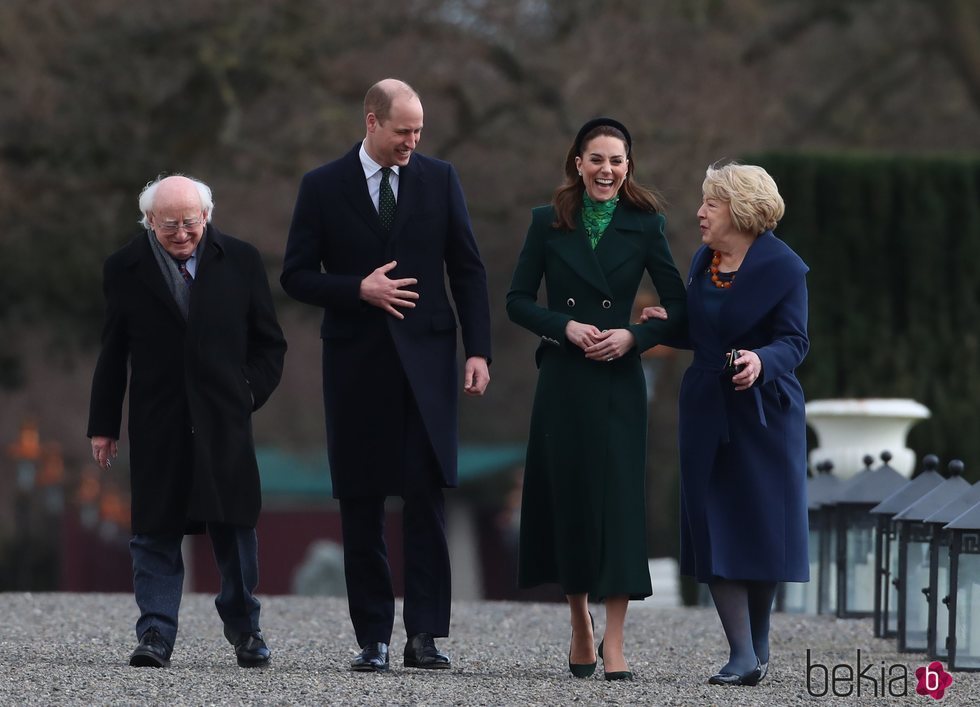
[87,258,129,439]
[506,209,575,346]
[244,247,287,411]
[443,163,492,362]
[280,171,363,311]
[756,270,809,384]
[627,214,688,352]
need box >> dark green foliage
[749,152,980,478]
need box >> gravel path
[1,592,974,705]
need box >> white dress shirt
[359,143,400,212]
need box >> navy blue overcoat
[677,231,810,582]
[281,144,492,497]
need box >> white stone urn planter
[805,398,931,479]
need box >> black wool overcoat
[88,226,286,534]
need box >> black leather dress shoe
[129,627,171,668]
[758,661,769,682]
[404,633,451,669]
[351,643,390,672]
[708,659,763,686]
[225,629,271,668]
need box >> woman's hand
[731,349,763,391]
[639,306,668,322]
[565,320,602,351]
[585,328,636,362]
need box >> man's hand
[360,261,419,319]
[463,356,490,396]
[92,436,118,470]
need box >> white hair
[138,174,214,229]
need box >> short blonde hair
[703,163,784,234]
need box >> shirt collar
[359,142,400,180]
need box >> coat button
[566,298,576,307]
[601,299,612,309]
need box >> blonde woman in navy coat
[508,118,687,680]
[645,163,809,686]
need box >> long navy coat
[281,144,492,498]
[88,226,287,534]
[507,204,687,598]
[677,231,810,582]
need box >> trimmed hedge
[749,152,980,478]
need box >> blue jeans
[130,523,261,654]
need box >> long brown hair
[551,125,664,231]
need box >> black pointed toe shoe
[597,639,633,682]
[708,659,763,686]
[758,661,769,682]
[351,642,390,672]
[129,627,171,668]
[404,633,451,669]
[568,612,597,678]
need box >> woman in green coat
[506,118,687,680]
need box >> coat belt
[690,354,767,444]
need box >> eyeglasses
[154,218,203,236]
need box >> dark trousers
[130,523,261,653]
[339,398,452,647]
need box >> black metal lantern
[833,451,907,619]
[894,461,970,653]
[944,497,980,671]
[923,464,977,660]
[869,454,944,638]
[780,460,840,614]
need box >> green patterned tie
[379,167,396,230]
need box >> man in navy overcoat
[281,78,492,672]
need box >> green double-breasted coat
[506,203,687,598]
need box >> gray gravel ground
[1,592,975,705]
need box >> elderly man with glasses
[88,174,287,669]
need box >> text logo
[915,661,953,701]
[806,649,908,698]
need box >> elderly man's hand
[92,436,118,470]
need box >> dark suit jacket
[676,232,810,582]
[88,226,286,534]
[281,143,492,497]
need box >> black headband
[574,117,632,155]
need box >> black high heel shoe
[568,612,596,678]
[597,639,633,681]
[708,658,763,686]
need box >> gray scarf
[146,229,199,320]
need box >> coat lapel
[594,206,643,276]
[549,222,612,297]
[339,145,389,245]
[387,157,419,242]
[718,232,802,343]
[686,246,720,337]
[128,234,186,325]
